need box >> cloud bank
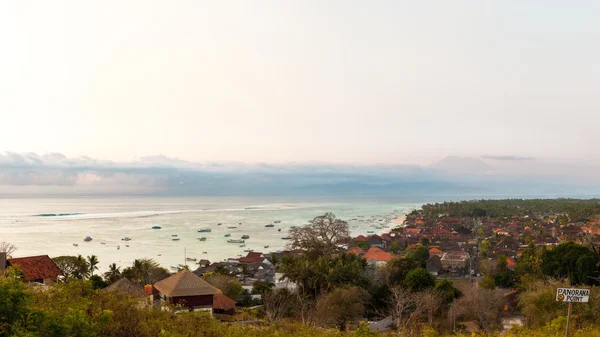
[0,152,598,197]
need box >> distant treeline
[418,199,600,221]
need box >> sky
[0,2,599,196]
[0,1,598,166]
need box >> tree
[386,257,420,285]
[0,277,31,335]
[214,265,230,275]
[315,287,369,331]
[89,275,108,289]
[87,255,99,276]
[279,253,369,297]
[252,281,275,295]
[479,276,496,289]
[104,263,121,284]
[263,289,294,322]
[435,279,462,304]
[406,245,429,266]
[388,240,402,254]
[420,288,443,325]
[388,286,426,332]
[122,258,169,285]
[53,255,89,280]
[289,213,350,257]
[203,273,243,300]
[449,287,506,331]
[404,268,435,292]
[0,241,17,257]
[480,239,491,258]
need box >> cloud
[0,152,598,196]
[481,155,535,161]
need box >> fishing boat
[265,224,275,227]
[84,236,92,242]
[186,257,197,261]
[202,251,207,254]
[217,223,222,226]
[151,226,161,229]
[198,237,207,241]
[367,231,374,234]
[281,236,292,240]
[73,243,78,247]
[375,226,383,229]
[171,234,178,237]
[264,245,270,248]
[224,233,231,237]
[198,228,212,233]
[172,237,180,241]
[121,237,132,241]
[227,239,245,244]
[227,226,237,229]
[243,249,254,252]
[241,235,250,239]
[274,220,281,223]
[239,244,245,247]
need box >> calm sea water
[0,197,422,272]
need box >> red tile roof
[239,252,265,264]
[354,235,368,242]
[7,255,62,282]
[363,247,393,262]
[347,247,364,255]
[213,294,237,311]
[429,248,443,255]
[405,228,421,234]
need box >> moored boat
[227,239,245,244]
[121,237,132,241]
[281,236,292,240]
[198,228,212,233]
[274,220,281,223]
[152,226,161,229]
[264,245,270,248]
[84,236,92,242]
[224,233,231,237]
[241,235,250,239]
[265,224,275,227]
[198,237,207,241]
[172,237,180,241]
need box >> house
[104,278,150,306]
[239,252,266,264]
[363,247,393,266]
[429,247,443,257]
[153,270,221,311]
[426,255,442,276]
[440,251,469,274]
[347,247,365,255]
[1,253,62,284]
[212,294,237,316]
[353,235,368,243]
[197,259,211,268]
[367,235,385,248]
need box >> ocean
[0,197,423,272]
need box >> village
[2,199,600,334]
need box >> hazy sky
[1,1,598,165]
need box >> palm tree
[75,254,90,279]
[104,263,121,283]
[87,255,99,276]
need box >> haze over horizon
[0,1,597,196]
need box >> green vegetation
[420,198,600,221]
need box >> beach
[0,197,420,272]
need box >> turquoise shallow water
[0,197,421,272]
